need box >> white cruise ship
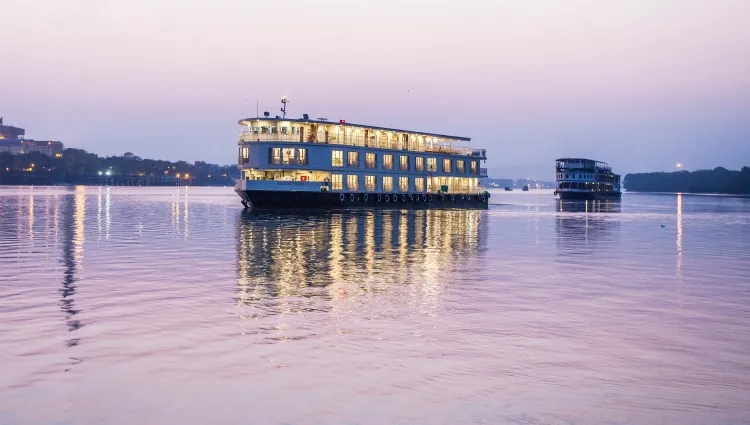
[235,100,489,209]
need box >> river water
[1,186,749,424]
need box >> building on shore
[0,118,64,157]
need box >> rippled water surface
[1,186,749,424]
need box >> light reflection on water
[0,186,749,425]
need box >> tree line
[0,148,240,186]
[624,167,750,194]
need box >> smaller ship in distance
[554,158,621,200]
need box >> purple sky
[2,0,749,179]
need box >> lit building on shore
[0,117,64,157]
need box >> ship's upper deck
[555,158,613,173]
[238,117,485,158]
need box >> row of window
[269,148,308,165]
[557,173,594,180]
[251,126,301,135]
[262,148,478,174]
[332,150,477,174]
[330,174,428,192]
[559,182,615,191]
[556,172,618,182]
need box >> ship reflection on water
[555,200,621,257]
[235,209,487,320]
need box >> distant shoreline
[623,167,749,196]
[623,190,750,198]
[0,148,240,187]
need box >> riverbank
[0,148,239,186]
[624,167,750,195]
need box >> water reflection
[675,193,684,307]
[555,200,621,256]
[171,187,190,239]
[2,188,750,423]
[235,209,486,320]
[676,193,683,277]
[60,187,86,364]
[96,187,111,240]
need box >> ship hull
[556,190,621,200]
[236,189,489,210]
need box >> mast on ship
[281,96,289,119]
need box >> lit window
[347,174,359,191]
[365,175,376,191]
[281,127,288,134]
[241,147,249,159]
[399,176,409,192]
[282,148,295,164]
[382,176,394,191]
[415,177,425,192]
[427,157,437,172]
[331,174,343,190]
[443,159,451,173]
[415,157,424,171]
[400,155,409,171]
[366,152,376,168]
[348,151,359,167]
[470,161,478,174]
[269,148,281,164]
[457,160,465,173]
[383,154,393,170]
[332,150,344,167]
[297,148,308,165]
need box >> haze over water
[3,0,749,177]
[1,186,749,424]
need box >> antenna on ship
[280,96,289,119]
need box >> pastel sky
[2,0,749,179]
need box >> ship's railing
[239,132,473,156]
[236,177,483,194]
[472,149,486,158]
[556,160,611,172]
[236,179,324,192]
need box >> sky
[1,0,749,179]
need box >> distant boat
[522,185,529,191]
[504,187,513,191]
[554,158,621,200]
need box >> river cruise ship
[235,109,489,209]
[554,158,621,200]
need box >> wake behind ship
[235,105,489,209]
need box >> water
[1,186,749,425]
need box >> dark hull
[556,190,621,200]
[236,190,489,210]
